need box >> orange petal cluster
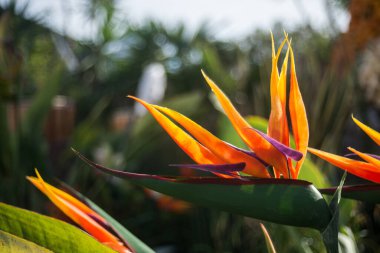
[27,170,132,253]
[131,34,309,179]
[309,116,380,183]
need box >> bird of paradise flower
[309,116,380,183]
[126,34,308,180]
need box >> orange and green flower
[309,115,380,183]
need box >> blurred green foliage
[0,0,378,252]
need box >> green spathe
[75,150,332,231]
[133,177,331,230]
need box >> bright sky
[10,0,349,41]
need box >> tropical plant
[74,34,350,252]
[0,170,154,252]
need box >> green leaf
[75,151,332,231]
[0,230,52,253]
[64,186,154,253]
[319,184,380,203]
[0,202,115,253]
[322,172,346,253]
[87,200,154,253]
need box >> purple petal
[224,142,270,167]
[250,129,303,161]
[345,152,380,161]
[170,163,245,176]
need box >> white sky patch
[3,0,350,41]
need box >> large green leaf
[0,202,115,253]
[0,230,52,253]
[76,151,332,231]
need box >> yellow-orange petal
[128,96,236,178]
[28,170,131,253]
[268,44,290,147]
[201,70,289,178]
[308,148,380,183]
[352,115,380,145]
[348,147,380,169]
[289,46,309,179]
[154,105,270,178]
[27,177,106,224]
[278,37,290,109]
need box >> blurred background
[0,0,380,252]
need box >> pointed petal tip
[201,70,217,90]
[127,95,142,103]
[128,95,153,107]
[351,115,380,145]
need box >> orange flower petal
[352,115,380,145]
[129,96,237,178]
[27,177,106,224]
[308,148,380,183]
[278,37,290,110]
[28,170,131,253]
[348,147,380,169]
[289,46,309,179]
[201,70,289,178]
[268,40,290,147]
[154,105,270,178]
[145,189,191,213]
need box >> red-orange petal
[201,70,289,178]
[352,115,380,145]
[28,171,131,253]
[154,105,270,178]
[129,96,237,178]
[308,148,380,183]
[289,46,309,179]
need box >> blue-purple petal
[250,129,303,161]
